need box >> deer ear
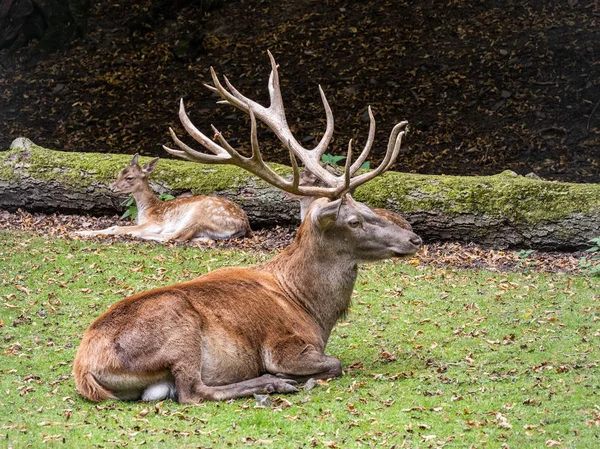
[142,157,159,174]
[131,153,139,166]
[310,198,343,229]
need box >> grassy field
[1,231,599,448]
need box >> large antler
[163,50,408,198]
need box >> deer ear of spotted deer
[131,153,139,166]
[142,157,160,174]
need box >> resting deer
[75,154,251,241]
[73,51,421,403]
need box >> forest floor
[0,0,598,183]
[1,209,595,275]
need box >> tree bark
[2,138,599,250]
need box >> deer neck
[131,182,160,222]
[262,223,358,341]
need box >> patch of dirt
[0,0,598,182]
[1,209,595,275]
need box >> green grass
[1,231,599,448]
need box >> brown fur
[73,196,422,403]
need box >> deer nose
[410,235,422,247]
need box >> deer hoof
[272,380,299,394]
[262,375,298,394]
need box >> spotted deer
[73,51,421,403]
[75,154,251,241]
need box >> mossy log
[2,138,599,250]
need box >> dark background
[1,0,598,182]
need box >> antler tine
[340,139,353,195]
[349,106,376,175]
[162,143,196,162]
[166,127,230,164]
[178,99,229,157]
[210,68,265,118]
[211,125,243,157]
[247,107,263,164]
[167,99,249,165]
[287,140,301,192]
[266,50,284,116]
[382,121,408,172]
[213,52,284,125]
[347,121,408,191]
[312,85,335,162]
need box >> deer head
[111,154,159,194]
[307,195,418,260]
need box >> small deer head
[112,154,159,193]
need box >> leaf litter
[0,208,596,274]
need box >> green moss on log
[355,170,600,224]
[1,143,284,193]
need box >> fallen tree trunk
[1,138,299,227]
[1,138,599,250]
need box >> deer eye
[348,219,361,228]
[126,177,134,181]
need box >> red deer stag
[75,154,251,241]
[73,51,421,403]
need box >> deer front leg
[134,229,212,243]
[170,359,298,404]
[264,338,343,383]
[178,375,298,403]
